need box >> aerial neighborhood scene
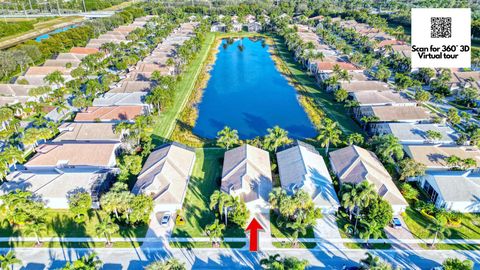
[0,0,480,269]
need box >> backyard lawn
[0,209,148,238]
[172,148,245,238]
[402,207,480,250]
[152,32,215,144]
[271,35,364,135]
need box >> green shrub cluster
[0,21,35,39]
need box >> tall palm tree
[23,221,47,246]
[358,220,383,247]
[205,219,225,246]
[0,251,21,270]
[209,190,233,224]
[317,118,342,155]
[95,216,119,246]
[373,134,404,163]
[216,126,239,150]
[427,218,451,248]
[263,126,291,152]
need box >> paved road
[4,246,480,269]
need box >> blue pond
[35,24,77,42]
[193,37,317,139]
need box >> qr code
[431,17,452,38]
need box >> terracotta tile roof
[25,66,70,76]
[404,145,480,169]
[74,106,144,122]
[377,39,406,48]
[53,122,120,142]
[317,61,361,71]
[366,106,430,121]
[25,143,117,168]
[340,81,390,92]
[69,47,100,55]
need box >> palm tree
[95,216,119,246]
[373,134,404,163]
[285,212,308,247]
[205,219,225,246]
[23,221,47,246]
[260,254,282,269]
[145,258,186,270]
[360,253,393,270]
[347,133,364,146]
[0,251,21,270]
[209,191,233,224]
[263,126,291,152]
[63,253,102,270]
[427,218,451,248]
[317,118,342,155]
[358,220,383,247]
[216,126,239,150]
[43,71,65,88]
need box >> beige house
[338,81,390,93]
[221,145,272,213]
[403,145,480,171]
[53,122,121,143]
[132,143,196,213]
[329,145,408,214]
[74,106,144,122]
[25,143,118,170]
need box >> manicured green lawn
[272,241,317,249]
[0,209,148,238]
[271,35,364,135]
[336,215,392,250]
[152,33,216,144]
[169,241,246,249]
[0,241,142,249]
[172,148,245,237]
[402,207,480,250]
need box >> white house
[132,143,196,213]
[276,141,340,214]
[416,171,480,213]
[1,168,114,209]
[375,123,459,145]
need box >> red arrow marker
[245,217,264,252]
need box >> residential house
[403,145,480,171]
[110,81,154,93]
[132,143,196,213]
[360,105,431,132]
[329,145,408,214]
[69,47,100,55]
[74,106,144,122]
[276,141,340,213]
[211,22,226,32]
[352,91,416,107]
[92,92,149,110]
[221,144,272,213]
[53,122,121,143]
[448,71,480,94]
[220,144,272,233]
[375,123,459,145]
[25,143,118,170]
[1,168,114,209]
[338,81,390,93]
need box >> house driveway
[142,212,173,248]
[384,216,421,250]
[314,214,344,249]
